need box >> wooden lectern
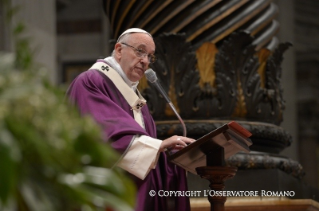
[169,121,252,211]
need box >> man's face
[115,33,155,82]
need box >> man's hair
[112,33,131,57]
[117,33,131,43]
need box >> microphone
[145,69,187,137]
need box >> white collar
[104,56,139,91]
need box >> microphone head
[145,68,157,83]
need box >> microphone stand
[146,69,187,137]
[168,102,187,137]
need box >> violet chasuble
[67,59,190,211]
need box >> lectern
[169,121,252,211]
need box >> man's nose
[141,55,150,64]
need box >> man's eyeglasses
[121,42,156,64]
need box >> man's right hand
[160,135,195,152]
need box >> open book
[168,121,252,175]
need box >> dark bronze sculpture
[103,0,314,209]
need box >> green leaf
[0,126,20,203]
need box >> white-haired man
[67,28,194,211]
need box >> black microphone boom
[145,69,187,137]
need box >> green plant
[0,0,136,209]
[0,53,136,211]
[1,0,34,71]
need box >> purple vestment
[67,60,190,211]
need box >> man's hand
[160,135,195,152]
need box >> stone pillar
[0,1,12,52]
[101,10,111,56]
[299,129,318,188]
[275,0,298,161]
[293,0,319,189]
[12,0,57,83]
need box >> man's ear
[114,43,122,58]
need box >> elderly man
[67,28,194,211]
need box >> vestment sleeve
[117,135,162,180]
